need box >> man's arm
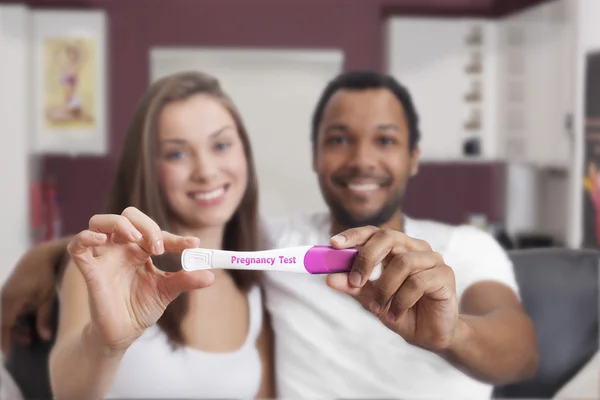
[46,236,73,269]
[1,236,72,355]
[440,281,539,385]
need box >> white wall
[539,170,570,244]
[0,5,31,284]
[504,165,570,245]
[504,163,540,238]
[568,0,600,248]
[150,48,344,220]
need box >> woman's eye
[215,142,231,151]
[165,151,184,160]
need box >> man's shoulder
[407,216,507,259]
[447,224,508,256]
[408,217,517,295]
[405,216,457,252]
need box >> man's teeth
[347,183,379,192]
[195,187,225,200]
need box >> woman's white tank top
[105,285,263,399]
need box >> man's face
[313,88,419,228]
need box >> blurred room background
[0,0,598,286]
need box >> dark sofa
[493,248,599,398]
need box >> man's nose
[348,141,377,171]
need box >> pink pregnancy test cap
[303,246,358,274]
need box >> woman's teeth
[347,183,379,192]
[194,187,225,200]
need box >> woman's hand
[67,206,214,352]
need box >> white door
[150,48,344,220]
[0,5,31,285]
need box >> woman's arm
[49,260,126,400]
[255,304,276,399]
[48,208,214,400]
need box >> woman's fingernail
[93,233,105,241]
[332,235,346,243]
[186,237,199,245]
[154,240,164,254]
[130,229,143,240]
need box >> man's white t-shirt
[263,212,520,399]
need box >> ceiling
[0,0,557,18]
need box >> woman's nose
[191,153,219,182]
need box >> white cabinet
[497,0,575,169]
[385,17,501,162]
[385,0,574,169]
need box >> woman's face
[157,94,248,230]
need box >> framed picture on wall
[582,51,600,249]
[31,10,108,155]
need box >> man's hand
[326,225,539,385]
[326,225,459,351]
[1,238,69,356]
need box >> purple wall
[6,0,548,233]
[403,162,507,224]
